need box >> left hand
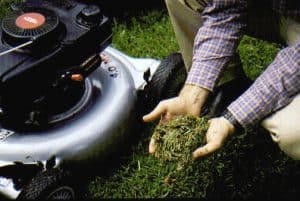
[192,117,235,160]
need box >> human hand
[143,84,209,154]
[192,117,235,160]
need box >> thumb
[149,137,157,154]
[143,102,166,122]
[192,143,219,160]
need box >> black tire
[143,52,252,118]
[17,168,77,200]
[143,52,187,113]
[201,74,253,118]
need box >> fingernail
[192,150,200,159]
[149,139,156,154]
[149,143,156,154]
[149,147,156,154]
[192,152,196,159]
[142,116,148,122]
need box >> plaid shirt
[185,0,300,128]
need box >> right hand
[143,84,210,154]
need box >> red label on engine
[16,13,46,29]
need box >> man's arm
[228,42,300,128]
[144,0,248,124]
[144,0,249,155]
[193,42,300,159]
[186,0,248,91]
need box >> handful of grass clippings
[152,115,208,167]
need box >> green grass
[88,8,299,200]
[88,117,300,199]
[238,35,280,80]
[111,10,179,60]
[0,0,22,18]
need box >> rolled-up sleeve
[186,0,248,91]
[228,42,300,128]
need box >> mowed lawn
[88,4,300,200]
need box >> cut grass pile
[151,115,208,166]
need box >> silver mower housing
[0,46,160,200]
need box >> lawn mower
[0,0,253,199]
[0,0,191,199]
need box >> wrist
[221,109,243,133]
[179,84,210,107]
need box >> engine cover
[0,0,112,127]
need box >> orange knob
[71,74,84,81]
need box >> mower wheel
[144,52,187,113]
[17,168,77,200]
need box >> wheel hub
[46,186,75,200]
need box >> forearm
[228,43,300,128]
[179,84,210,107]
[186,0,247,91]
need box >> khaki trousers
[165,0,300,159]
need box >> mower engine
[0,0,112,129]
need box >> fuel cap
[76,5,102,27]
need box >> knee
[263,124,300,160]
[261,94,300,160]
[262,119,300,159]
[277,131,300,160]
[279,145,300,160]
[165,0,184,12]
[165,0,173,7]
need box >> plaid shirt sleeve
[185,0,247,91]
[228,43,300,128]
[185,0,300,128]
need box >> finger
[208,119,213,124]
[206,126,219,143]
[143,102,166,122]
[159,112,172,125]
[192,142,220,159]
[159,116,167,125]
[204,118,220,142]
[100,53,110,64]
[149,137,157,154]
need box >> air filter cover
[1,7,59,46]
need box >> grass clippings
[89,116,218,199]
[151,115,208,168]
[89,115,300,199]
